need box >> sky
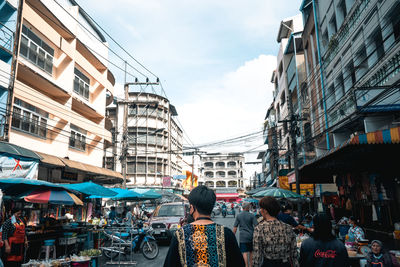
[76,0,303,182]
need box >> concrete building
[0,0,18,137]
[104,92,183,187]
[201,153,245,189]
[310,0,400,150]
[6,0,121,183]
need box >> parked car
[148,202,189,242]
[211,205,221,217]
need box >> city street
[105,213,239,266]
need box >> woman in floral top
[252,196,298,267]
[347,216,365,242]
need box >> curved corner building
[105,92,183,186]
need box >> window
[154,205,184,217]
[69,124,87,151]
[338,0,347,20]
[11,98,48,138]
[329,14,337,37]
[20,25,54,74]
[105,157,115,171]
[371,27,384,61]
[322,30,329,48]
[205,171,214,178]
[73,68,90,100]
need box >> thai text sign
[0,155,38,179]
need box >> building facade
[0,0,18,137]
[5,0,121,184]
[201,153,245,190]
[104,92,183,187]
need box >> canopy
[23,189,83,205]
[246,187,268,196]
[0,178,65,196]
[63,182,117,197]
[132,188,162,200]
[242,198,259,203]
[110,188,142,201]
[253,188,305,199]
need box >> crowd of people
[163,185,396,267]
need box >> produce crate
[59,236,77,245]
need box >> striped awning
[350,126,400,145]
[299,126,400,183]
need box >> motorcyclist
[222,203,227,217]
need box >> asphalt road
[101,211,239,266]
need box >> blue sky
[77,0,303,173]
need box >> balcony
[0,22,13,58]
[17,62,70,102]
[71,97,104,124]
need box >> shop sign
[288,172,296,184]
[162,176,171,187]
[278,158,288,165]
[0,155,38,179]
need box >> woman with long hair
[252,196,298,267]
[299,213,349,267]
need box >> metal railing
[0,22,14,52]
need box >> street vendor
[347,216,365,243]
[2,207,28,267]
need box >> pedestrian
[347,216,365,243]
[277,204,308,232]
[366,240,393,267]
[108,206,116,224]
[164,185,245,267]
[2,207,28,267]
[252,196,298,267]
[299,213,349,267]
[124,207,134,227]
[233,202,258,267]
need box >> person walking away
[347,216,365,243]
[299,213,349,267]
[124,207,134,227]
[164,185,244,267]
[108,206,117,225]
[2,208,28,267]
[252,196,298,267]
[277,204,308,232]
[233,202,258,267]
[366,240,393,267]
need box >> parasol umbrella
[242,198,259,203]
[63,181,117,197]
[0,178,64,196]
[23,189,83,205]
[253,188,305,199]
[111,188,142,201]
[132,188,162,200]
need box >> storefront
[299,127,400,248]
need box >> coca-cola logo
[314,249,337,258]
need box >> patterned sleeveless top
[175,223,226,267]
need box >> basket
[59,237,77,245]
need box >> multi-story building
[201,153,244,189]
[0,0,18,137]
[104,92,183,187]
[5,0,122,184]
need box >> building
[104,91,183,187]
[0,0,18,137]
[297,0,400,245]
[201,153,245,201]
[4,0,122,184]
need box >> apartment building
[104,92,183,187]
[6,0,121,184]
[201,153,244,189]
[0,0,18,137]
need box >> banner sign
[162,176,171,187]
[0,155,38,179]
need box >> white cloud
[178,54,276,146]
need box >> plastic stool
[38,240,56,261]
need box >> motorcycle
[101,221,159,260]
[222,207,227,218]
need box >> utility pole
[279,93,306,218]
[121,83,129,189]
[4,0,23,141]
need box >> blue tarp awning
[0,178,64,196]
[63,181,117,197]
[132,188,162,199]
